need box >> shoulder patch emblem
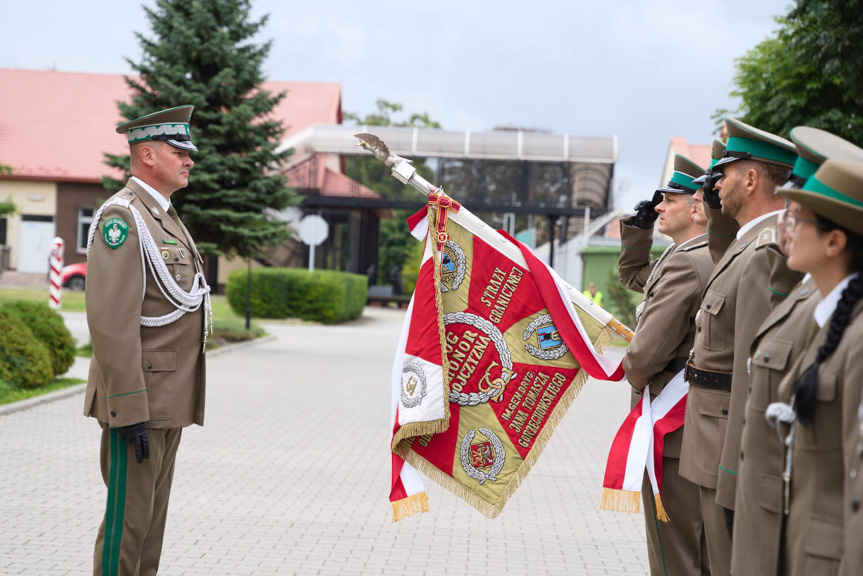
[102,217,129,249]
[756,227,778,250]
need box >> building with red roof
[0,67,370,280]
[661,136,713,184]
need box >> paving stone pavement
[0,307,648,576]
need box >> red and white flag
[390,200,627,521]
[600,370,688,521]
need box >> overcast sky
[1,0,790,211]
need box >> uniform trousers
[641,456,710,576]
[93,425,182,576]
[700,485,732,576]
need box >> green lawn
[0,287,241,318]
[0,287,87,311]
[0,287,265,354]
[0,377,85,406]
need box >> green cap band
[805,175,863,209]
[670,171,697,191]
[792,155,820,181]
[125,122,190,144]
[726,136,797,166]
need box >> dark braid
[794,219,863,426]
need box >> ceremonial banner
[390,201,627,521]
[600,371,688,521]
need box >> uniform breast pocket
[701,290,726,351]
[160,245,192,288]
[142,349,177,421]
[749,339,794,408]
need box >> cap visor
[656,186,693,194]
[692,174,709,185]
[167,139,198,152]
[712,156,740,169]
[776,187,863,236]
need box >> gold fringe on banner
[398,365,595,519]
[654,493,670,523]
[389,206,452,451]
[391,492,430,522]
[599,488,643,514]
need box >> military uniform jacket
[680,212,803,499]
[84,178,206,429]
[731,278,820,576]
[777,300,863,575]
[618,222,712,458]
[841,333,863,576]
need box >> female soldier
[771,158,863,575]
[731,270,819,574]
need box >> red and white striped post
[49,237,64,309]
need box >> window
[77,208,94,252]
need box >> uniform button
[147,362,153,369]
[743,417,747,425]
[722,408,728,415]
[698,326,702,332]
[174,256,179,262]
[853,497,861,512]
[740,451,744,460]
[748,385,752,392]
[764,354,771,361]
[110,411,117,417]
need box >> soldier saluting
[84,105,210,575]
[679,117,802,576]
[618,154,713,575]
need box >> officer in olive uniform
[679,117,803,576]
[732,128,863,576]
[618,154,714,576]
[84,105,210,576]
[772,159,863,574]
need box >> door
[18,215,55,273]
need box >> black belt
[685,363,732,392]
[665,358,687,374]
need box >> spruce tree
[103,0,295,279]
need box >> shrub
[0,309,53,389]
[3,301,76,376]
[225,268,368,324]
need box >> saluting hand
[702,171,722,209]
[632,191,662,229]
[117,422,150,464]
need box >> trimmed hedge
[3,301,76,376]
[225,268,368,324]
[0,309,53,390]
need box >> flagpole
[355,133,634,343]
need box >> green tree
[0,197,14,218]
[723,2,863,145]
[344,99,440,288]
[103,0,296,280]
[605,269,637,330]
[0,164,14,217]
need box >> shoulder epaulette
[680,239,708,252]
[755,227,778,250]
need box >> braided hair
[794,216,863,426]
